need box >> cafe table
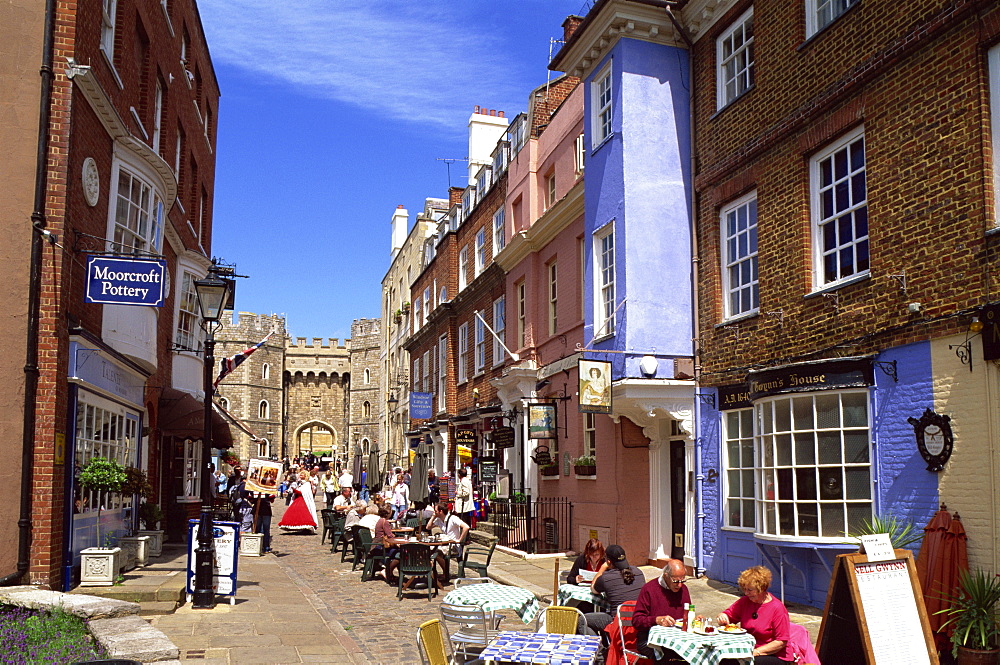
[442,583,541,624]
[556,583,610,613]
[646,625,755,665]
[389,536,459,588]
[480,630,601,664]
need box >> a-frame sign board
[816,550,939,665]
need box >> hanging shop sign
[455,428,477,446]
[528,403,557,439]
[579,359,612,414]
[907,408,953,472]
[410,392,433,420]
[747,357,874,401]
[979,303,1000,361]
[479,458,498,483]
[491,426,516,449]
[85,256,167,307]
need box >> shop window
[755,390,872,538]
[173,437,200,502]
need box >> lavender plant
[0,604,106,664]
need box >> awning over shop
[158,387,234,448]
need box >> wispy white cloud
[198,1,528,130]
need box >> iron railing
[489,496,573,554]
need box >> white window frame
[806,0,861,38]
[152,80,164,154]
[990,44,1000,222]
[493,208,506,254]
[75,392,140,508]
[414,296,422,330]
[458,246,469,291]
[438,335,448,412]
[546,171,557,209]
[517,281,526,348]
[424,287,432,318]
[174,270,200,350]
[492,297,506,367]
[423,350,431,392]
[548,261,558,335]
[723,408,756,531]
[474,311,486,375]
[574,133,586,175]
[583,412,597,458]
[174,128,183,179]
[811,127,868,290]
[721,192,759,319]
[475,228,487,276]
[717,8,754,110]
[258,400,270,419]
[592,62,613,146]
[594,225,616,338]
[101,0,117,60]
[755,390,873,540]
[109,160,164,255]
[413,357,420,392]
[457,323,469,383]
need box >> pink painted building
[494,74,651,561]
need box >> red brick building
[689,0,1000,604]
[0,0,222,589]
[404,108,511,482]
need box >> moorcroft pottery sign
[85,256,166,307]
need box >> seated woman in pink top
[716,566,793,664]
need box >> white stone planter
[120,535,151,567]
[239,532,263,556]
[137,529,163,557]
[80,547,121,586]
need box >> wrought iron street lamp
[191,262,232,609]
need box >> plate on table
[692,627,720,636]
[720,626,747,634]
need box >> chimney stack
[562,15,584,43]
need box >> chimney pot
[498,111,505,118]
[474,105,480,114]
[397,204,404,209]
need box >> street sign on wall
[410,392,433,419]
[84,256,166,307]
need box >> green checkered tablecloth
[443,584,541,624]
[647,626,756,665]
[556,583,610,613]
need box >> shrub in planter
[78,457,126,546]
[938,568,1000,663]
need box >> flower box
[540,465,560,477]
[240,532,264,557]
[79,547,121,586]
[574,465,596,476]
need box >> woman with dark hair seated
[567,538,606,584]
[717,565,793,664]
[581,544,645,635]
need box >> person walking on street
[454,467,474,525]
[252,491,276,553]
[319,469,339,506]
[391,473,409,521]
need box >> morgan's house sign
[907,408,954,472]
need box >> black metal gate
[489,496,573,554]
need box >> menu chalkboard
[817,550,938,665]
[479,458,498,483]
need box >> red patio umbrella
[916,504,953,651]
[918,505,969,652]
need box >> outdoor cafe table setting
[556,583,610,613]
[442,582,541,624]
[480,631,602,665]
[646,624,756,665]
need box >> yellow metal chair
[535,604,587,635]
[416,618,450,665]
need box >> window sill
[716,311,759,328]
[753,532,861,547]
[711,86,755,120]
[541,474,561,481]
[591,133,614,155]
[574,474,597,480]
[176,497,200,504]
[804,272,870,299]
[591,332,614,345]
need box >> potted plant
[220,449,240,468]
[137,501,165,558]
[540,462,559,477]
[938,568,1000,664]
[77,457,126,585]
[401,301,411,314]
[394,309,403,324]
[573,455,596,476]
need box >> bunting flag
[214,331,274,388]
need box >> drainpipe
[2,0,57,587]
[660,2,703,577]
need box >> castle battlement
[288,337,350,350]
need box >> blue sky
[199,1,587,341]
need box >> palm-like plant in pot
[77,456,127,547]
[938,568,1000,663]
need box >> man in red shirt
[631,559,691,662]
